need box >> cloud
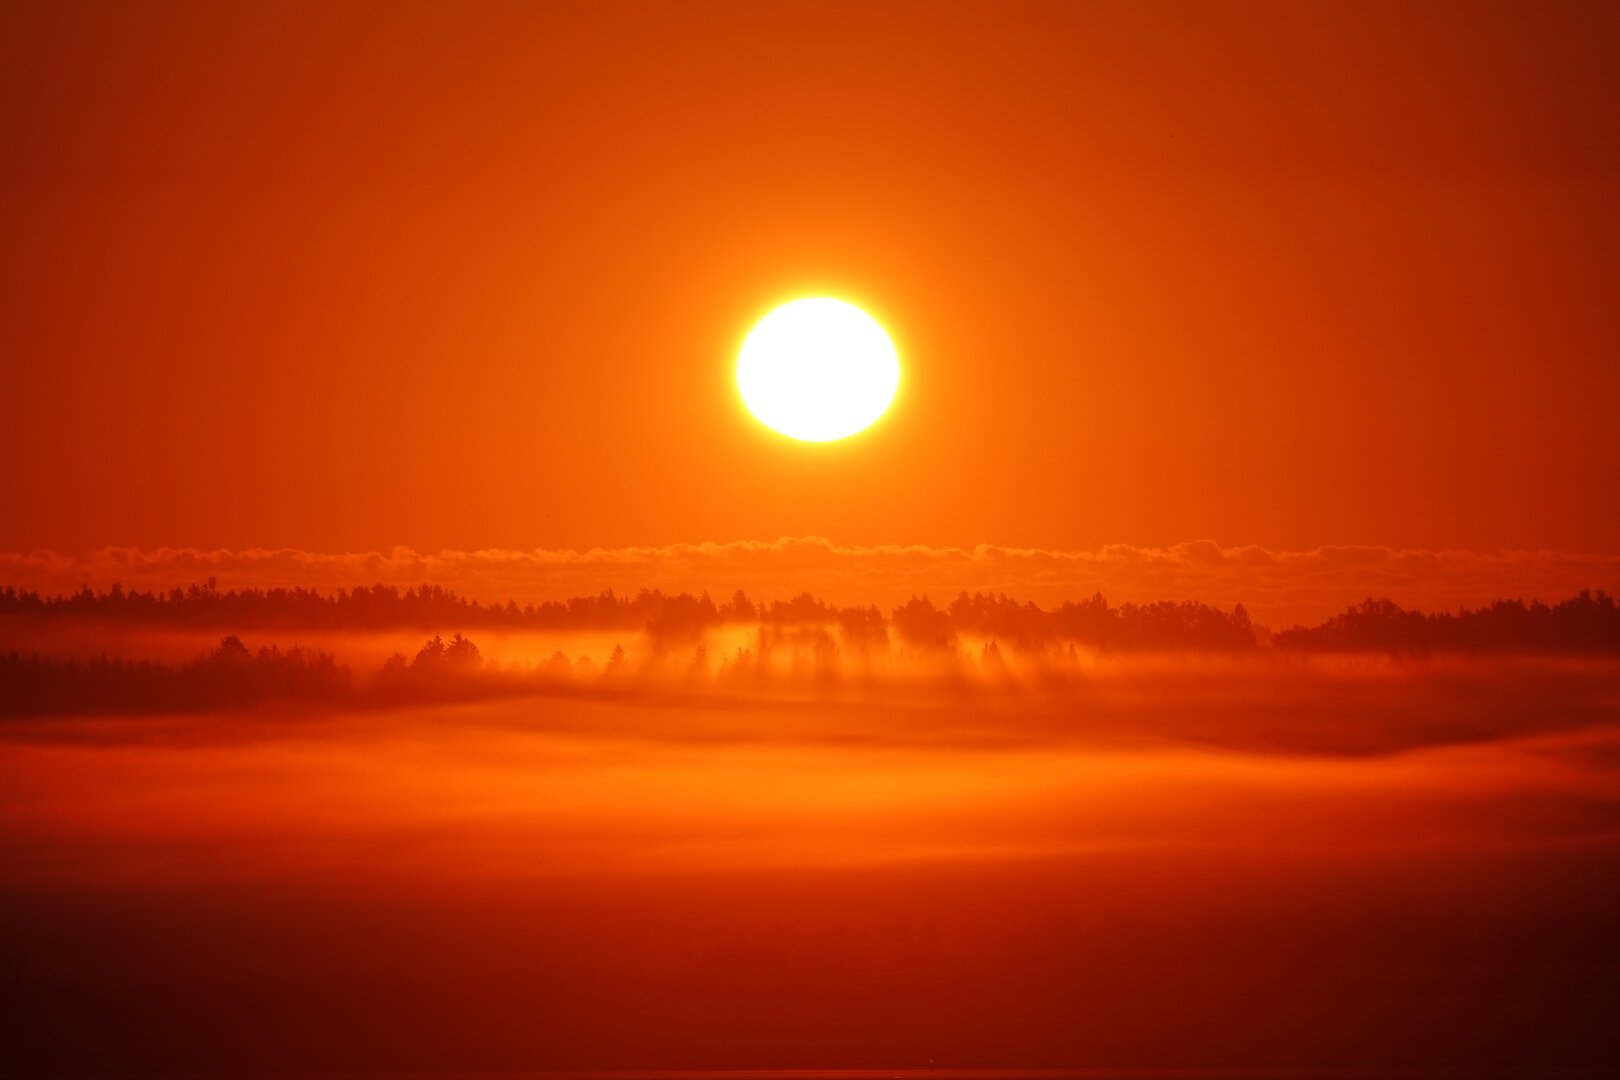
[3,537,1618,625]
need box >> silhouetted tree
[892,596,955,650]
[720,589,757,621]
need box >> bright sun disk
[737,298,900,442]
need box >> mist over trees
[0,580,1274,651]
[3,586,1618,718]
[1,581,1616,659]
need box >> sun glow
[737,298,900,442]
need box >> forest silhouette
[2,583,1617,718]
[1,636,350,716]
[2,580,1616,652]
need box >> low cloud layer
[5,537,1619,625]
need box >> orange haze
[3,0,1619,554]
[3,3,1620,1076]
[4,665,1620,1072]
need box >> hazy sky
[3,1,1617,553]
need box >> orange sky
[3,1,1617,555]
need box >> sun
[737,298,900,442]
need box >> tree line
[1272,591,1620,653]
[0,579,1257,648]
[0,636,351,715]
[0,580,1615,654]
[4,587,1618,717]
[1,632,662,716]
[0,580,781,633]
